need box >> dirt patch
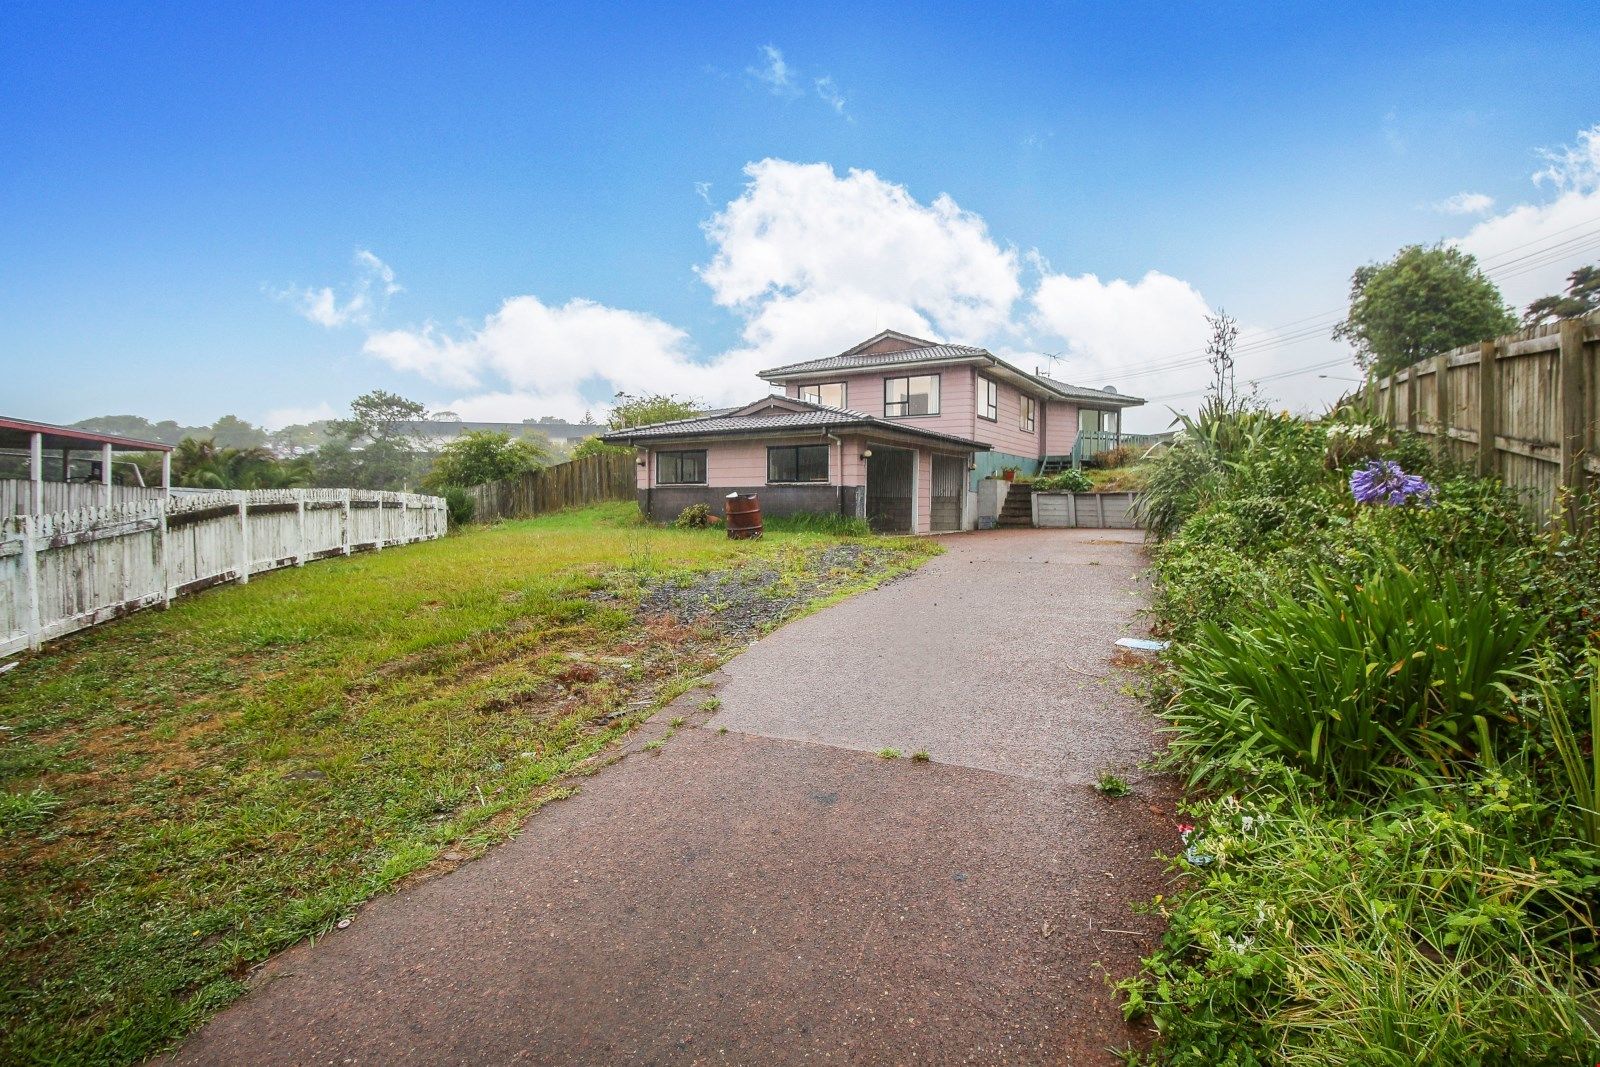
[600,543,905,639]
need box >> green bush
[1121,772,1600,1065]
[442,486,475,527]
[1034,469,1093,493]
[673,503,713,528]
[1166,559,1542,793]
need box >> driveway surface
[170,529,1175,1066]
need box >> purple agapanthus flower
[1350,459,1434,506]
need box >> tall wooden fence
[467,452,634,522]
[1,480,167,517]
[1372,312,1599,522]
[1,488,447,656]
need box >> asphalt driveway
[170,529,1174,1066]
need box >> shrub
[1095,444,1139,469]
[1121,773,1600,1065]
[1135,440,1225,539]
[1166,559,1542,792]
[1034,469,1092,493]
[674,503,713,528]
[442,486,475,527]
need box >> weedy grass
[877,748,902,760]
[0,502,937,1066]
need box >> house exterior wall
[783,367,1079,467]
[785,369,978,445]
[1044,400,1080,456]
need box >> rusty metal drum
[724,493,763,539]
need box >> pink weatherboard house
[602,330,1145,533]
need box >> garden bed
[1121,404,1600,1063]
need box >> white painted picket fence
[0,488,447,656]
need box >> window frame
[655,449,707,486]
[766,443,832,484]
[1019,395,1037,434]
[882,373,942,418]
[977,376,999,422]
[798,381,847,408]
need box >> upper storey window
[799,382,847,408]
[884,374,940,417]
[1019,395,1037,433]
[978,377,999,421]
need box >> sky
[4,2,1599,434]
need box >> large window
[978,377,999,421]
[1019,395,1037,433]
[884,374,940,417]
[767,444,830,483]
[799,382,847,408]
[656,449,707,485]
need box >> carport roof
[0,416,173,453]
[601,397,991,451]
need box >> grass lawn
[0,503,937,1066]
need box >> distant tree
[606,391,702,429]
[207,414,268,449]
[422,431,550,490]
[581,409,595,424]
[314,390,430,490]
[570,435,629,460]
[1332,243,1515,376]
[1524,263,1600,326]
[267,421,330,457]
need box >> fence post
[1559,318,1589,527]
[1404,369,1418,433]
[295,489,307,565]
[22,515,41,651]
[1384,374,1397,428]
[236,491,250,584]
[1477,341,1498,477]
[342,490,352,554]
[159,497,171,608]
[1440,355,1452,460]
[375,493,385,551]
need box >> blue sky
[5,2,1599,433]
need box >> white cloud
[303,160,1231,428]
[262,401,338,430]
[814,76,846,116]
[1456,123,1600,311]
[1430,191,1495,215]
[276,249,401,328]
[748,45,797,96]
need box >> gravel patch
[604,543,904,639]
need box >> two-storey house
[602,330,1144,533]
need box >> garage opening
[930,454,964,532]
[865,449,914,533]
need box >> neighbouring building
[602,330,1145,534]
[386,419,607,451]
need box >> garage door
[866,449,914,533]
[930,455,964,532]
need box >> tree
[1524,264,1600,326]
[422,431,550,490]
[1332,244,1515,376]
[571,435,629,460]
[160,437,310,489]
[606,391,701,429]
[313,391,430,490]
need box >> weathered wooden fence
[467,452,634,522]
[1371,311,1599,522]
[1032,491,1142,529]
[0,479,169,517]
[0,488,447,656]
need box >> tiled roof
[758,343,990,378]
[601,398,991,450]
[758,341,1145,407]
